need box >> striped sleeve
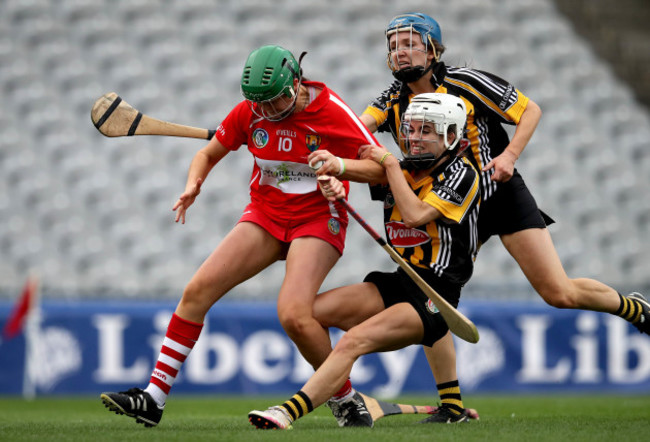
[424,158,480,224]
[362,105,388,128]
[362,81,402,132]
[445,67,529,124]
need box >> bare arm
[306,112,383,182]
[172,136,230,223]
[308,150,387,184]
[359,113,379,133]
[483,99,542,182]
[361,145,441,228]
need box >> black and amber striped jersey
[381,156,480,286]
[363,62,529,201]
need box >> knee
[537,285,579,309]
[542,296,576,309]
[178,280,214,314]
[278,308,313,338]
[182,279,203,302]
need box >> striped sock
[279,391,314,422]
[437,380,464,415]
[144,313,203,406]
[615,293,644,323]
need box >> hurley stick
[91,92,215,140]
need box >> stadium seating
[1,0,649,300]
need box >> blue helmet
[386,13,442,47]
[385,13,443,82]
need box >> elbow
[403,207,439,228]
[402,217,422,229]
[527,100,542,120]
[370,170,388,184]
[199,150,219,168]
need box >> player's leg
[501,227,612,309]
[305,303,424,405]
[278,212,387,429]
[101,222,283,426]
[501,227,650,334]
[411,180,503,425]
[423,332,456,384]
[483,171,648,330]
[275,236,380,426]
[177,221,285,322]
[312,282,386,426]
[146,222,283,398]
[418,333,469,422]
[250,303,424,429]
[313,281,386,332]
[276,236,341,369]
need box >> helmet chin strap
[393,60,435,83]
[403,148,453,172]
[392,42,438,83]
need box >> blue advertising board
[1,300,649,397]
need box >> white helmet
[400,93,467,169]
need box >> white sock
[144,384,167,407]
[332,388,356,403]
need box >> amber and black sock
[279,391,314,422]
[437,380,464,415]
[615,293,644,324]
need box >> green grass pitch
[0,395,648,441]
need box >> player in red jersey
[100,45,384,427]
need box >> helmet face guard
[385,13,442,83]
[400,120,442,170]
[241,45,302,121]
[399,93,467,170]
[248,83,298,122]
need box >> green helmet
[241,45,300,103]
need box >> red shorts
[238,203,348,255]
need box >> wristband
[336,157,346,176]
[379,152,393,165]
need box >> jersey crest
[252,128,269,149]
[328,218,341,235]
[305,134,321,152]
[426,299,440,314]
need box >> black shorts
[363,268,461,347]
[478,170,555,244]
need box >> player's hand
[359,144,395,167]
[173,177,203,224]
[483,150,517,182]
[307,150,340,176]
[317,175,345,201]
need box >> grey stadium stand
[1,0,649,300]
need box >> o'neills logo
[386,221,430,247]
[153,369,168,381]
